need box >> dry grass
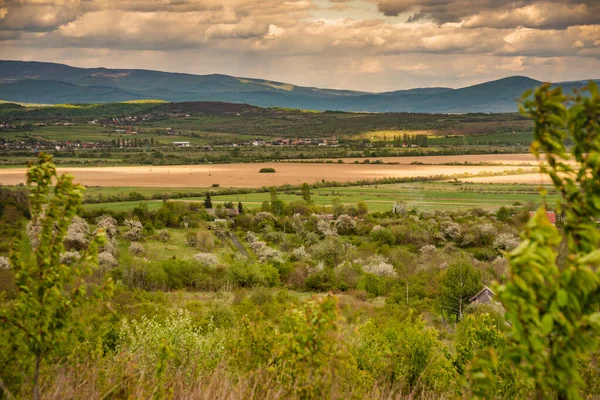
[38,361,446,400]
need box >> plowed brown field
[0,161,535,188]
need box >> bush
[158,229,171,243]
[194,252,218,267]
[371,226,395,246]
[259,167,276,173]
[336,214,356,235]
[248,286,274,305]
[64,216,90,251]
[123,219,144,241]
[129,242,146,256]
[361,254,397,277]
[0,256,10,269]
[196,230,215,252]
[59,251,80,266]
[118,309,224,373]
[98,251,119,269]
[97,215,118,238]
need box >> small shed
[469,285,495,305]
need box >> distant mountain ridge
[0,60,597,113]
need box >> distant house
[469,285,495,305]
[173,141,190,147]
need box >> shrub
[371,226,395,245]
[259,167,276,173]
[444,222,462,241]
[196,230,215,252]
[336,214,356,235]
[129,242,146,256]
[158,229,171,243]
[59,251,80,266]
[0,256,11,269]
[253,211,276,226]
[493,233,520,251]
[473,223,497,246]
[64,216,90,251]
[335,261,361,290]
[291,245,309,261]
[123,219,144,241]
[185,230,198,247]
[248,286,274,305]
[26,218,42,248]
[118,308,224,373]
[361,254,397,277]
[98,251,119,269]
[194,252,218,267]
[96,215,118,238]
[317,218,338,237]
[245,231,258,244]
[420,244,437,255]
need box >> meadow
[79,181,556,213]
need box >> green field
[429,131,533,146]
[82,181,556,213]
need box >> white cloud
[0,0,598,91]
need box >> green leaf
[541,314,554,335]
[557,289,568,307]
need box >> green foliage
[370,227,395,245]
[496,82,600,399]
[203,192,212,209]
[259,167,276,173]
[439,258,481,322]
[0,154,113,399]
[353,314,456,395]
[301,183,312,203]
[118,308,224,374]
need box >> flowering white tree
[59,251,80,266]
[317,218,337,237]
[493,232,520,251]
[360,254,397,277]
[253,211,276,225]
[129,242,146,256]
[98,251,118,268]
[64,216,90,251]
[123,219,144,241]
[443,222,462,241]
[194,252,218,267]
[96,215,118,238]
[336,214,356,235]
[307,261,325,274]
[291,245,309,261]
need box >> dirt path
[230,233,250,258]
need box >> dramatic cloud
[0,0,598,91]
[376,0,600,29]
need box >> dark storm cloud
[376,0,600,29]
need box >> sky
[0,0,599,92]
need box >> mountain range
[0,60,597,113]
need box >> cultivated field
[80,181,556,213]
[0,162,535,187]
[289,153,542,165]
[456,173,552,184]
